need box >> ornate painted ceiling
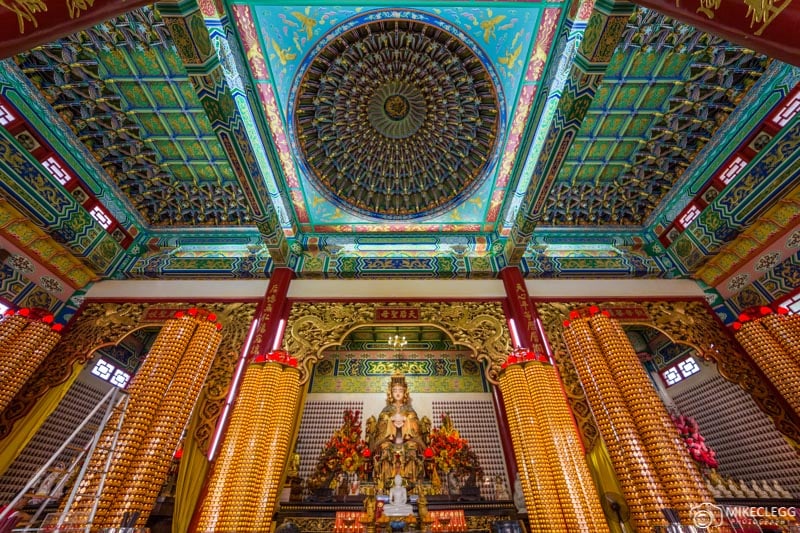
[0,0,798,322]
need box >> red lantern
[18,308,30,317]
[175,311,185,318]
[424,447,434,459]
[188,308,198,316]
[207,313,217,322]
[363,448,371,458]
[569,310,580,320]
[777,307,789,315]
[732,322,742,331]
[51,323,64,332]
[589,305,599,315]
[42,314,54,324]
[563,319,570,328]
[759,306,772,316]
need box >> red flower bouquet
[309,410,369,489]
[427,414,481,477]
[672,413,718,470]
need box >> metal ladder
[0,386,129,532]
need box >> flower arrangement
[672,413,718,469]
[309,410,369,489]
[425,414,482,477]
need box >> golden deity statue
[367,373,427,490]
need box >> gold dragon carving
[284,301,512,384]
[537,300,800,451]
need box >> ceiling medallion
[291,11,503,220]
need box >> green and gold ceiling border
[284,301,511,384]
[155,0,289,263]
[665,115,800,274]
[506,0,635,264]
[0,127,124,276]
[697,192,800,288]
[0,198,96,289]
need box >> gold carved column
[563,307,712,529]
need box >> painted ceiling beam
[628,0,800,67]
[505,0,637,265]
[155,0,289,266]
[0,0,152,59]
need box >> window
[91,358,129,389]
[777,291,800,315]
[91,359,115,380]
[660,355,702,387]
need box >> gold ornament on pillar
[498,348,610,532]
[0,308,64,414]
[563,306,713,529]
[61,308,223,529]
[733,306,800,416]
[197,353,301,533]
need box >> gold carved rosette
[562,307,712,529]
[283,301,510,382]
[733,306,800,417]
[197,361,301,532]
[498,355,609,532]
[0,308,62,414]
[61,309,223,530]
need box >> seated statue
[383,475,413,517]
[369,373,426,489]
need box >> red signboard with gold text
[630,0,799,66]
[1,0,152,59]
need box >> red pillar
[500,266,545,352]
[188,267,295,531]
[246,267,295,360]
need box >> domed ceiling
[291,13,503,220]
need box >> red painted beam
[630,0,800,66]
[1,0,152,59]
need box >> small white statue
[513,472,526,513]
[383,474,413,517]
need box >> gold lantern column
[589,312,711,524]
[525,359,610,532]
[64,312,198,527]
[197,358,266,532]
[563,315,667,531]
[498,364,558,531]
[0,310,28,346]
[0,310,62,413]
[733,307,800,416]
[252,361,301,531]
[110,313,223,528]
[197,353,302,533]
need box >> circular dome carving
[291,12,503,220]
